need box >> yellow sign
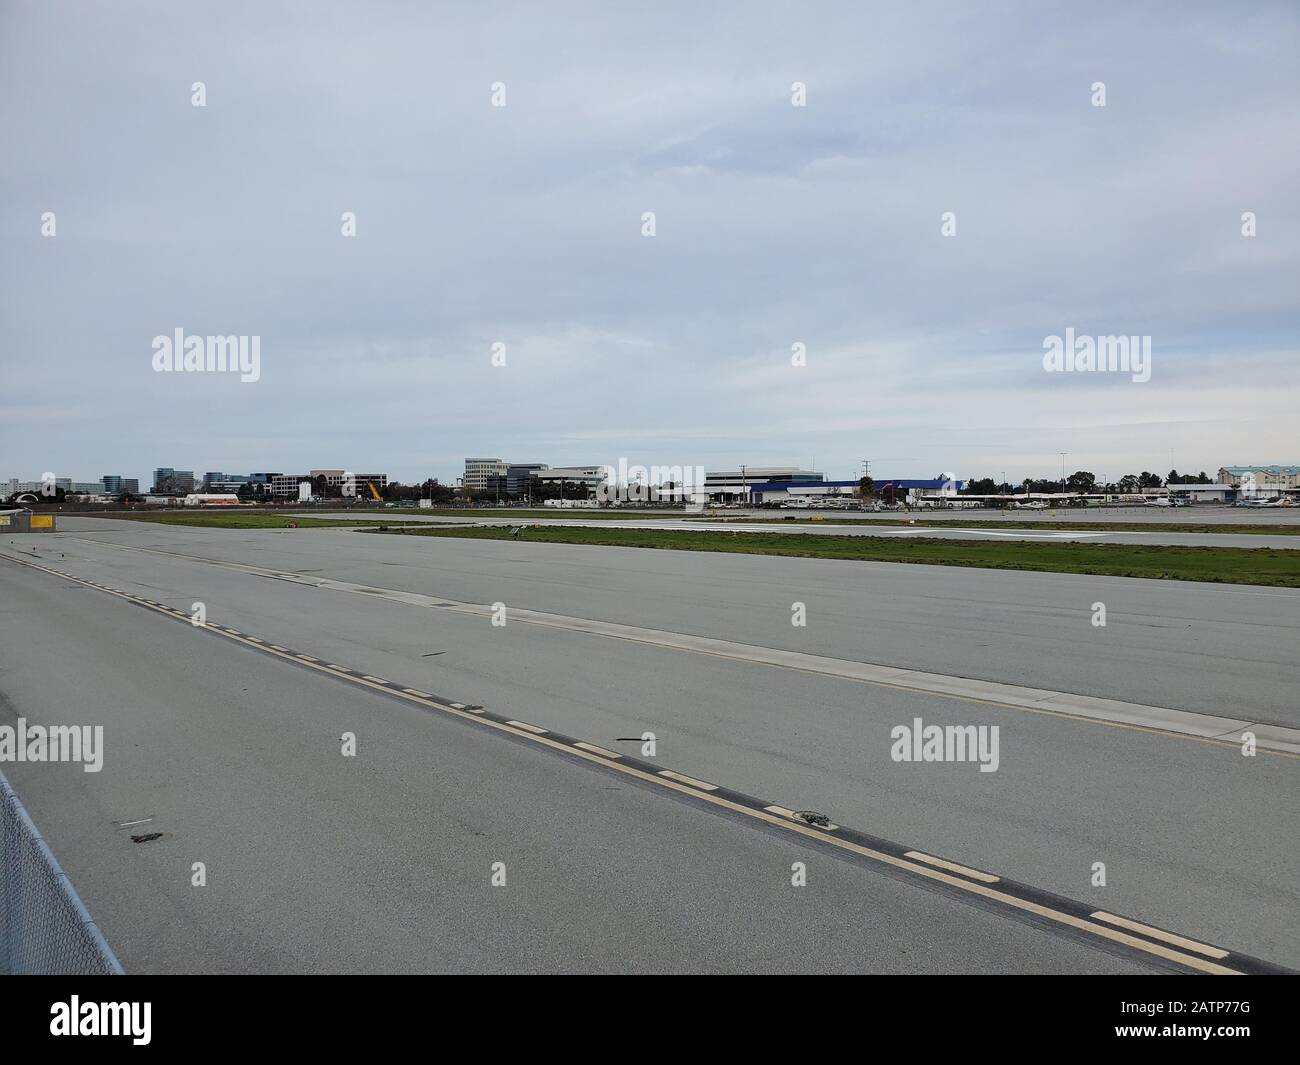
[30,515,53,528]
[0,516,10,526]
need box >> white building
[1167,484,1235,503]
[704,467,823,502]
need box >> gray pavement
[0,559,1154,974]
[1,517,1297,971]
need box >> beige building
[463,457,508,491]
[1218,465,1300,492]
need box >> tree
[1118,474,1139,493]
[858,476,875,500]
[1065,470,1097,492]
[1138,471,1162,489]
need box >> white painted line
[506,719,548,734]
[449,702,466,709]
[904,850,1001,884]
[402,688,432,698]
[764,805,799,819]
[658,769,718,792]
[574,741,622,759]
[1090,911,1229,959]
[362,675,388,684]
[297,654,318,662]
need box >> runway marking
[1090,912,1229,960]
[50,536,1300,749]
[54,536,1300,756]
[904,851,1000,884]
[658,769,718,792]
[3,549,1293,976]
[574,741,622,758]
[402,688,432,698]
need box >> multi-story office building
[483,463,550,500]
[463,458,509,491]
[6,477,102,496]
[1218,465,1300,493]
[100,476,140,495]
[270,470,388,498]
[152,468,196,495]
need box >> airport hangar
[742,478,962,505]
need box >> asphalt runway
[2,517,1296,972]
[302,511,1300,549]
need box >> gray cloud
[2,1,1297,486]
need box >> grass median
[368,523,1300,587]
[714,516,1300,535]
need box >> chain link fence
[0,770,123,974]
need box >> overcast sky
[2,1,1297,487]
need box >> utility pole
[1059,452,1067,494]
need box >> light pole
[1058,452,1067,495]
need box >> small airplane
[1011,500,1049,510]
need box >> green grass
[96,512,363,529]
[368,524,1300,587]
[379,507,683,520]
[713,516,1300,535]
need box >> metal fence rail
[0,770,123,974]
